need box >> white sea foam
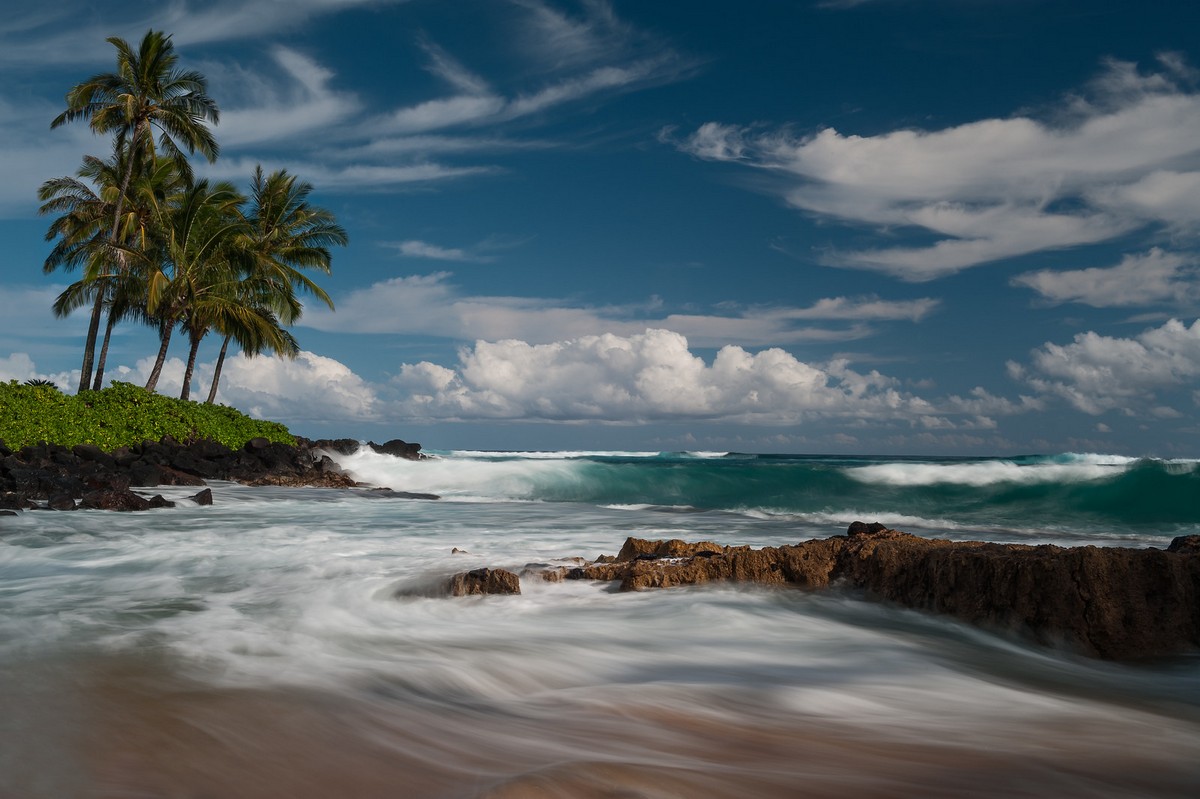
[846,456,1132,487]
[328,448,587,500]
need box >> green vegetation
[0,381,294,452]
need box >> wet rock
[556,524,1200,660]
[367,439,424,460]
[1168,535,1200,554]
[46,493,77,511]
[308,438,361,456]
[191,488,214,506]
[0,435,429,502]
[617,538,724,561]
[81,489,152,512]
[445,568,521,596]
[146,494,175,509]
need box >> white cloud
[0,1,414,65]
[204,351,383,423]
[388,240,486,262]
[1013,248,1200,307]
[4,1,690,202]
[392,329,944,423]
[211,47,364,147]
[301,272,937,346]
[1009,318,1200,414]
[677,56,1200,280]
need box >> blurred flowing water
[2,450,1198,797]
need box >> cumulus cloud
[386,328,1038,428]
[204,351,384,423]
[1012,248,1200,307]
[391,329,944,423]
[1009,318,1200,414]
[676,56,1200,280]
[301,272,938,346]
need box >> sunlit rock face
[557,526,1200,660]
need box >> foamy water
[3,450,1199,797]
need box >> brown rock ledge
[552,523,1200,661]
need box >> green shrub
[0,381,295,451]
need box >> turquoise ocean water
[2,449,1199,796]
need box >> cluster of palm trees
[41,30,346,402]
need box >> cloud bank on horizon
[2,0,1200,455]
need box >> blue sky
[3,0,1200,455]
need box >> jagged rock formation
[445,568,522,596]
[546,523,1200,660]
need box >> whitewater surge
[325,449,1200,545]
[3,450,1199,797]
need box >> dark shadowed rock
[445,568,521,596]
[308,438,361,456]
[146,494,175,509]
[191,488,213,506]
[0,435,429,503]
[81,490,152,512]
[47,493,77,511]
[368,439,424,460]
[1168,535,1200,554]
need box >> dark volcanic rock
[558,524,1200,660]
[81,489,153,512]
[191,488,214,506]
[445,568,522,596]
[367,439,424,460]
[46,493,77,511]
[0,435,430,509]
[307,438,361,456]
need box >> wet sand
[6,652,1199,799]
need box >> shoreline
[0,435,433,512]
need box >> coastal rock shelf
[487,522,1200,661]
[0,436,433,512]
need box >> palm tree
[51,29,219,392]
[141,178,246,395]
[204,303,300,405]
[202,166,346,402]
[40,149,185,390]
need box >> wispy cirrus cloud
[1013,248,1200,308]
[301,271,937,346]
[674,55,1200,281]
[1,0,693,209]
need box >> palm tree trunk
[180,330,204,402]
[77,291,104,392]
[145,322,174,393]
[89,118,142,393]
[91,306,118,391]
[205,334,232,404]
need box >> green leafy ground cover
[0,381,295,451]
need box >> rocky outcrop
[445,568,522,596]
[0,435,435,512]
[548,524,1200,661]
[366,439,425,460]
